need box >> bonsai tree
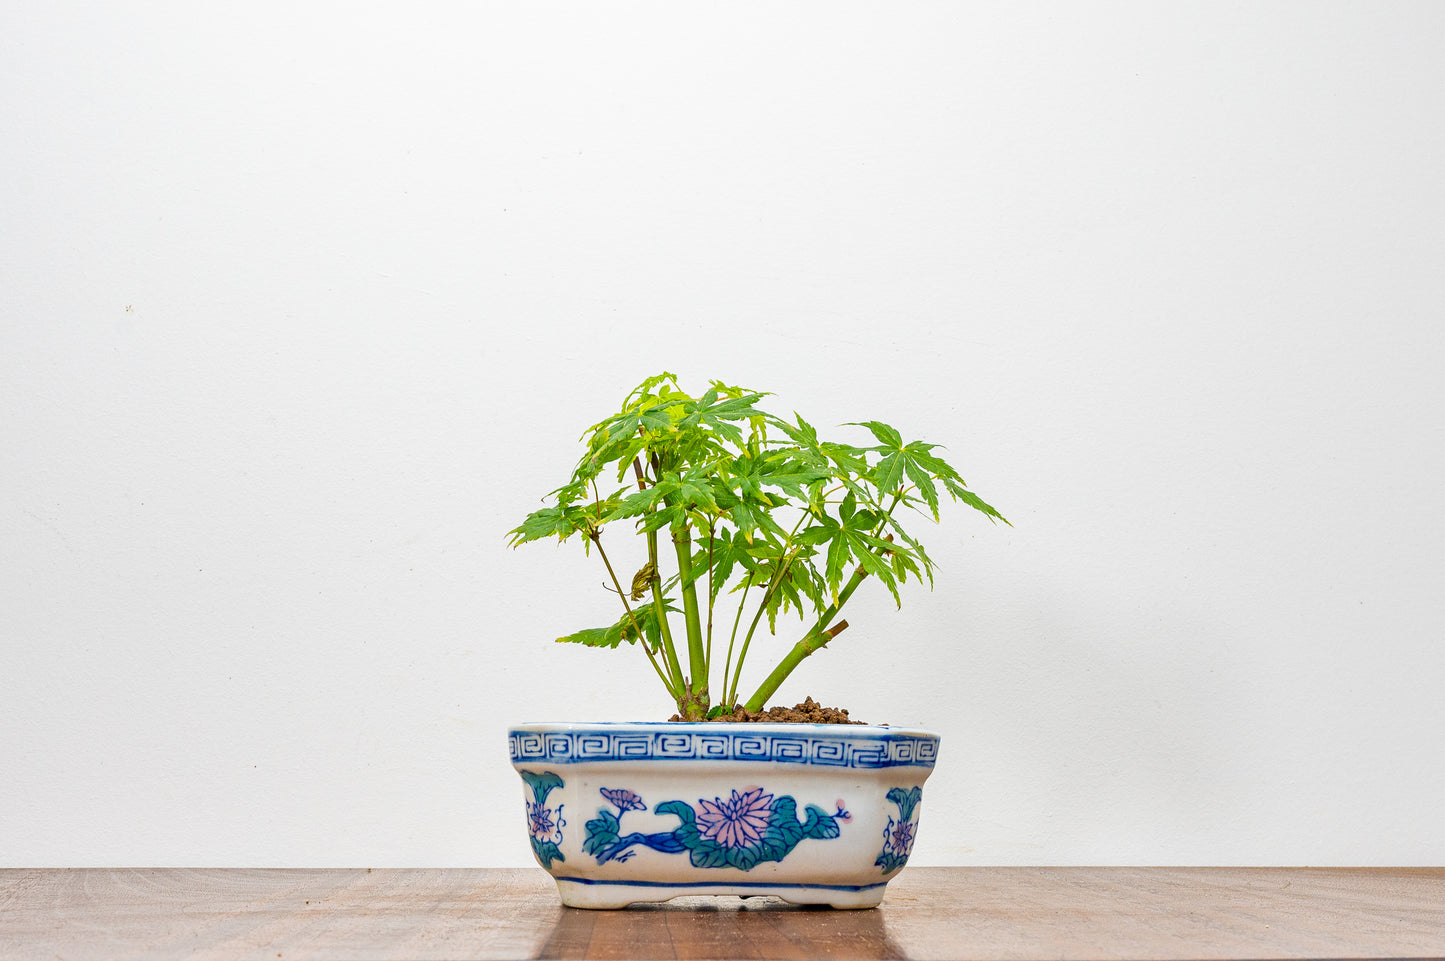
[508,372,1007,721]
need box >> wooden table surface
[2,867,1442,961]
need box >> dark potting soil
[669,696,866,725]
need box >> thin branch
[704,520,716,678]
[592,533,678,700]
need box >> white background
[4,2,1443,867]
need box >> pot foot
[553,877,888,910]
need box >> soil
[669,696,866,725]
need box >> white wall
[4,1,1443,867]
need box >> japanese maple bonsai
[505,372,1007,908]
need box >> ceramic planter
[508,721,939,909]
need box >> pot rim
[512,720,939,737]
[509,720,940,770]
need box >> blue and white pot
[508,721,939,909]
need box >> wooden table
[2,867,1442,960]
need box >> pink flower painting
[528,801,560,842]
[600,788,646,812]
[696,787,774,849]
[885,817,915,858]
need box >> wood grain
[2,867,1442,960]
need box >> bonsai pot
[509,721,938,909]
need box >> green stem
[704,521,716,677]
[672,525,709,717]
[741,561,868,713]
[727,551,797,710]
[646,525,686,696]
[743,619,852,713]
[720,576,754,709]
[632,455,687,701]
[723,509,812,708]
[740,495,903,713]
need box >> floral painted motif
[697,788,773,849]
[875,785,922,874]
[519,770,566,869]
[599,787,646,813]
[883,817,915,858]
[528,801,559,841]
[583,785,849,871]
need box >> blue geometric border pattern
[508,727,938,770]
